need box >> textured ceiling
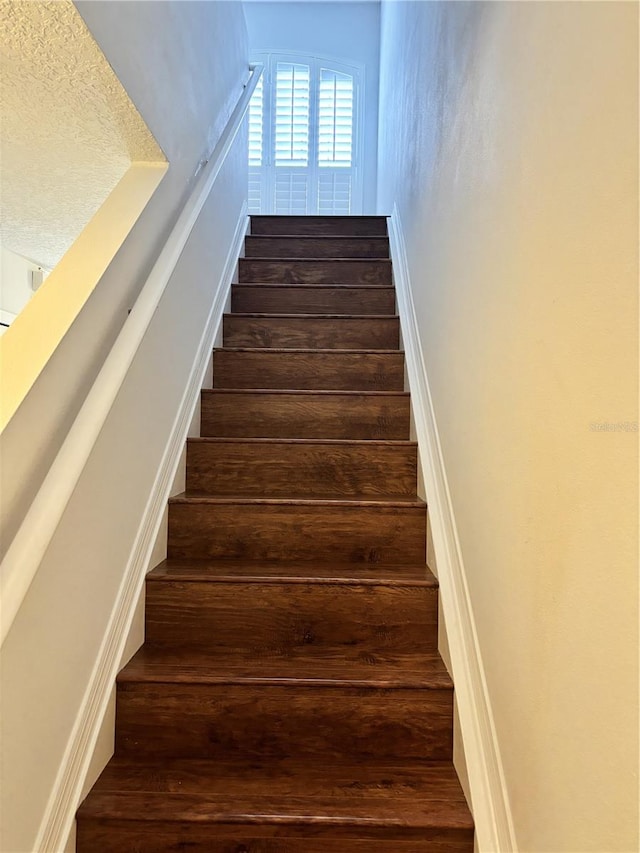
[0,0,164,269]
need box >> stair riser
[77,822,473,852]
[168,503,426,563]
[245,236,390,259]
[239,259,392,286]
[186,440,417,496]
[212,350,404,391]
[250,216,388,237]
[223,316,400,350]
[116,683,452,761]
[145,582,438,653]
[231,285,395,315]
[201,392,411,440]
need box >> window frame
[248,50,365,215]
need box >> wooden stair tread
[203,388,408,397]
[233,283,392,289]
[187,436,416,445]
[118,647,452,689]
[225,312,397,319]
[212,347,404,390]
[239,259,392,286]
[169,493,424,508]
[214,347,403,354]
[246,235,389,241]
[147,557,437,586]
[223,314,400,351]
[244,253,391,262]
[249,214,389,236]
[79,757,473,831]
[242,257,392,264]
[232,282,393,288]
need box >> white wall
[243,0,380,212]
[0,3,249,850]
[378,2,638,851]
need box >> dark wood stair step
[223,314,400,350]
[186,436,416,496]
[145,558,439,653]
[239,258,392,286]
[231,284,396,315]
[212,348,404,391]
[114,648,453,762]
[167,494,426,564]
[250,214,388,237]
[201,389,410,440]
[245,235,390,258]
[118,647,450,687]
[147,557,437,584]
[77,758,473,852]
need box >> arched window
[248,52,363,215]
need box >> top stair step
[251,215,388,237]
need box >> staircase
[77,216,474,852]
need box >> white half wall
[244,0,380,212]
[0,3,250,850]
[378,2,638,852]
[0,143,249,853]
[0,0,248,562]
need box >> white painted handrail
[0,64,264,646]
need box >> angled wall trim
[388,204,517,853]
[34,203,250,853]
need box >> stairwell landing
[77,215,474,852]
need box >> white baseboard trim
[35,203,249,853]
[388,203,517,853]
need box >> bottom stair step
[77,757,474,852]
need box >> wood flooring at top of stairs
[76,215,474,853]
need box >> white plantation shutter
[318,69,353,168]
[248,74,264,214]
[247,55,361,214]
[248,74,264,167]
[274,63,310,167]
